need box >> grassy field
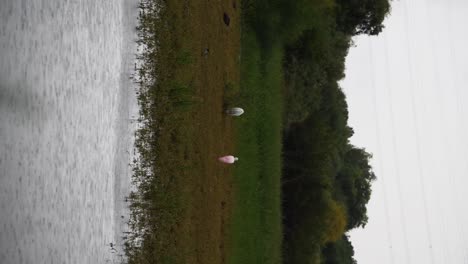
[126,0,284,263]
[226,25,283,264]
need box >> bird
[218,155,239,164]
[202,48,210,57]
[223,13,230,26]
[109,242,117,253]
[225,107,244,116]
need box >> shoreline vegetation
[124,0,240,263]
[125,0,390,263]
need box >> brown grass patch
[126,0,241,263]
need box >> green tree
[321,235,357,264]
[336,147,376,229]
[335,0,391,35]
[321,200,348,243]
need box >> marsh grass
[125,0,240,263]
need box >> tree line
[243,0,390,263]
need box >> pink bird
[218,155,239,164]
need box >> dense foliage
[243,0,390,263]
[322,235,357,264]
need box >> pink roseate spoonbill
[225,107,244,116]
[218,155,239,164]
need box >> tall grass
[124,0,200,263]
[125,0,242,263]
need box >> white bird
[225,107,244,116]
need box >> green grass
[227,24,284,264]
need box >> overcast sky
[341,0,468,263]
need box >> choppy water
[0,0,140,263]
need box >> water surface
[0,0,139,263]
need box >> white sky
[341,0,468,263]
